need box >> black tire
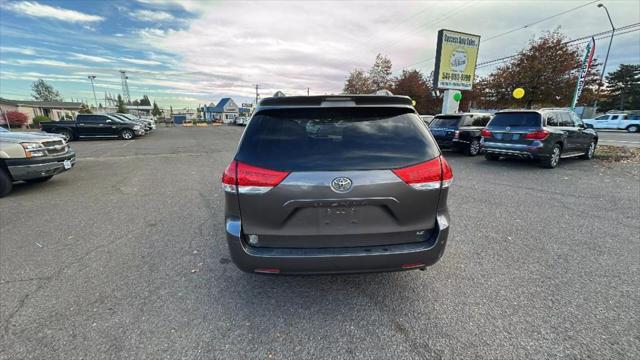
[58,129,73,142]
[120,129,134,140]
[0,168,12,198]
[540,144,561,169]
[581,140,596,160]
[485,154,500,161]
[24,175,53,183]
[466,138,481,156]
[627,125,639,133]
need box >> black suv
[481,109,598,168]
[429,113,491,156]
[222,95,452,274]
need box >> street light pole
[593,3,615,114]
[88,75,98,108]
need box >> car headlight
[21,142,46,157]
[133,125,141,130]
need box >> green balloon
[453,92,462,102]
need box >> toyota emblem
[330,177,352,193]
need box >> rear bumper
[225,210,450,275]
[6,151,76,181]
[482,141,548,158]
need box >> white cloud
[130,9,175,22]
[0,47,36,56]
[121,58,163,66]
[14,59,80,68]
[4,1,104,23]
[71,53,113,63]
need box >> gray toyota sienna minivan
[222,95,452,274]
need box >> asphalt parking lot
[597,130,640,148]
[1,127,639,359]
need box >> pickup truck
[40,114,145,142]
[582,114,640,132]
[0,127,75,197]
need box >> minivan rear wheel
[627,125,639,133]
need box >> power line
[375,0,478,54]
[398,0,602,70]
[476,23,640,69]
[482,0,599,43]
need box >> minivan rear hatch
[233,107,443,249]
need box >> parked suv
[481,108,598,168]
[0,127,75,197]
[221,95,452,274]
[429,113,491,156]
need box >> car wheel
[541,144,561,168]
[58,129,73,142]
[0,168,12,198]
[581,140,596,160]
[627,125,639,133]
[24,175,54,183]
[485,154,500,161]
[466,139,481,156]
[120,129,134,140]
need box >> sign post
[433,29,481,114]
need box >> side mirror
[106,119,112,123]
[579,123,586,129]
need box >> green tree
[79,103,92,113]
[369,53,393,91]
[343,68,372,94]
[393,69,440,114]
[140,95,151,106]
[479,30,600,109]
[598,64,640,111]
[152,101,161,117]
[31,79,63,102]
[116,94,128,113]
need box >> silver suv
[222,95,452,274]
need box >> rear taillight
[392,156,453,190]
[523,130,549,140]
[221,160,237,193]
[441,156,453,188]
[480,129,492,138]
[221,160,289,194]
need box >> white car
[582,114,640,132]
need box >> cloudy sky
[0,0,638,107]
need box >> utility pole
[255,84,260,105]
[593,3,615,115]
[88,75,98,108]
[120,70,131,103]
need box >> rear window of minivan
[488,112,541,128]
[235,107,439,171]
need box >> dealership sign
[433,29,481,91]
[571,37,596,109]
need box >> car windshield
[488,112,542,128]
[236,107,439,171]
[430,116,461,128]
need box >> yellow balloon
[513,88,525,99]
